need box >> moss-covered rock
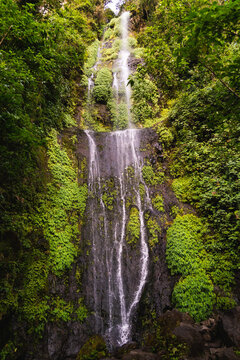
[76,335,108,360]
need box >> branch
[199,60,240,100]
[0,25,13,47]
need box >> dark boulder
[122,350,160,360]
[221,307,240,347]
[210,347,240,360]
[173,323,204,356]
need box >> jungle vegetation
[0,0,239,357]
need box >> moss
[170,205,185,218]
[79,158,88,182]
[77,336,108,360]
[133,47,144,59]
[102,192,115,210]
[145,214,161,249]
[75,298,88,322]
[126,166,135,178]
[152,194,164,212]
[126,207,140,246]
[139,183,146,201]
[51,297,74,322]
[102,179,117,210]
[142,164,164,185]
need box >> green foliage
[172,177,195,203]
[172,272,215,322]
[166,215,217,321]
[167,82,240,301]
[93,67,113,104]
[142,164,164,186]
[108,99,129,130]
[152,194,164,212]
[131,73,159,124]
[75,298,88,322]
[51,297,74,322]
[20,251,49,334]
[103,17,120,41]
[139,183,146,201]
[77,336,108,360]
[102,39,121,62]
[166,214,205,276]
[155,121,174,150]
[126,207,140,246]
[37,131,88,275]
[84,40,100,76]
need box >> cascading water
[87,46,101,100]
[86,129,151,346]
[85,11,151,347]
[119,12,132,122]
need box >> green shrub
[172,272,215,322]
[172,177,195,203]
[102,39,121,61]
[103,17,120,40]
[166,214,205,276]
[155,121,174,150]
[131,74,159,124]
[142,164,164,185]
[84,39,100,76]
[93,68,113,104]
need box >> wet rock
[210,347,240,360]
[173,323,204,356]
[47,325,66,359]
[114,342,138,358]
[76,335,107,360]
[122,349,159,360]
[221,307,240,347]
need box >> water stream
[85,11,150,347]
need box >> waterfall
[119,11,132,123]
[87,46,101,101]
[85,129,151,347]
[112,11,132,128]
[85,12,151,347]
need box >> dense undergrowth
[124,0,240,320]
[0,0,108,357]
[0,0,240,357]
